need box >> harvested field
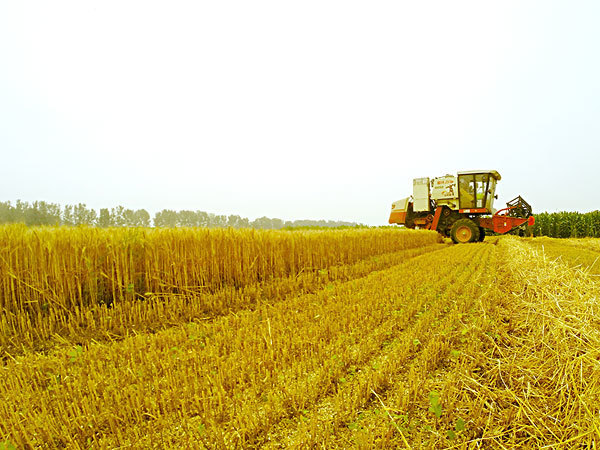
[525,236,600,275]
[1,227,599,448]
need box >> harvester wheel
[478,227,486,242]
[450,219,480,244]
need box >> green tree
[122,209,137,227]
[73,203,97,225]
[154,209,178,227]
[0,201,15,223]
[97,208,112,227]
[134,209,150,227]
[178,210,199,227]
[62,204,75,226]
[227,214,244,228]
[251,216,274,229]
[111,206,126,227]
[196,210,209,227]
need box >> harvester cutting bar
[479,201,535,235]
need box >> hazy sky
[1,1,599,225]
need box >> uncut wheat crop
[0,225,440,354]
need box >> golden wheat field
[1,226,600,449]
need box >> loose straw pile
[457,237,600,447]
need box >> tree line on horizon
[0,200,361,229]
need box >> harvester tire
[450,219,480,244]
[478,227,486,242]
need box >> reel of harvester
[505,196,533,219]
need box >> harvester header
[389,170,534,243]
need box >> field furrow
[262,242,496,448]
[0,243,476,448]
[313,237,600,448]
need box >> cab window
[458,174,490,209]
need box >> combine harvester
[389,170,535,243]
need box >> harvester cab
[389,170,534,243]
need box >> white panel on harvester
[413,177,430,212]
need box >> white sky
[1,1,599,225]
